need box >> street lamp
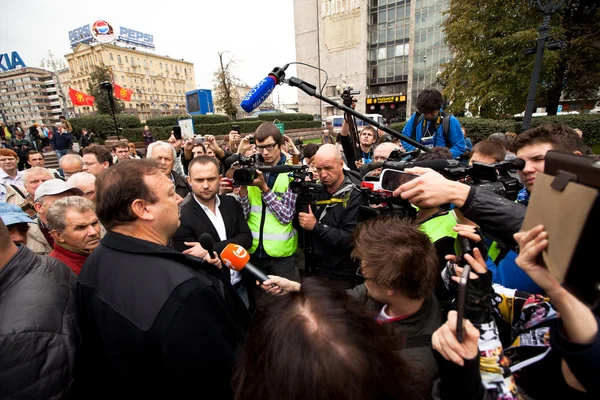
[436,69,448,88]
[100,81,121,140]
[521,0,570,132]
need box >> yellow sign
[367,95,406,105]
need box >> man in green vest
[238,123,300,302]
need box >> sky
[0,0,299,105]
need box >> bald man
[373,142,403,162]
[298,144,368,289]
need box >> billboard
[0,51,26,71]
[68,20,154,49]
[186,89,214,115]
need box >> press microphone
[220,243,270,283]
[199,233,215,258]
[240,66,288,113]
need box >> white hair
[146,141,176,160]
[67,172,96,187]
[59,153,83,168]
[22,167,53,186]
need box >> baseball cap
[34,179,83,202]
[0,203,35,226]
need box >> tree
[88,65,125,115]
[213,52,242,120]
[441,0,599,118]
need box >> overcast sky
[0,0,299,105]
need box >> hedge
[390,114,600,146]
[121,120,323,142]
[144,114,231,127]
[69,114,142,141]
[257,113,313,122]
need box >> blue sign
[69,24,93,47]
[118,27,155,49]
[557,105,563,113]
[0,51,26,71]
[186,89,214,115]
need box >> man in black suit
[172,156,252,304]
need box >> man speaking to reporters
[298,144,368,289]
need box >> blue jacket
[51,130,73,151]
[401,111,466,158]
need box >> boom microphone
[240,66,288,113]
[220,243,270,283]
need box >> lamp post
[521,0,570,132]
[100,81,120,140]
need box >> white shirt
[0,184,7,202]
[194,195,242,286]
[0,169,24,187]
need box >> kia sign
[0,51,27,71]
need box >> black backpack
[411,111,452,145]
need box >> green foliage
[257,113,314,122]
[390,114,600,146]
[69,114,142,140]
[213,52,241,119]
[88,65,125,115]
[145,114,231,127]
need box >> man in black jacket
[76,159,250,399]
[298,144,368,289]
[0,210,79,399]
[172,156,252,304]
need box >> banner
[69,87,95,106]
[113,83,133,101]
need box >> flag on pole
[68,87,95,106]
[113,83,133,101]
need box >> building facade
[294,0,450,122]
[0,67,65,126]
[64,43,196,121]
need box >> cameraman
[339,102,377,171]
[401,89,465,158]
[298,144,367,289]
[237,123,300,293]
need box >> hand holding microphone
[199,233,221,269]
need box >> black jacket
[309,170,368,281]
[76,232,251,400]
[460,186,526,248]
[172,194,252,255]
[0,246,79,399]
[171,169,191,199]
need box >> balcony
[48,94,59,100]
[51,108,63,113]
[50,101,61,106]
[44,80,55,85]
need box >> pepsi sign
[91,20,116,44]
[118,27,155,49]
[69,24,93,46]
[0,51,27,72]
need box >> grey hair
[487,132,509,149]
[146,141,176,160]
[22,167,53,187]
[67,172,96,187]
[59,153,84,168]
[47,196,95,232]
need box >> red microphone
[220,243,270,283]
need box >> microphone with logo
[220,243,270,284]
[240,65,288,113]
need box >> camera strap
[316,182,357,222]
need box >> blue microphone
[240,66,287,113]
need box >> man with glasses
[82,145,113,177]
[237,123,300,306]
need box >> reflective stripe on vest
[419,212,458,244]
[247,173,297,257]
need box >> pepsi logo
[96,21,109,34]
[91,20,115,43]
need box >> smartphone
[232,124,241,133]
[380,169,419,191]
[172,126,182,140]
[456,264,471,343]
[194,136,205,145]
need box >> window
[144,60,147,68]
[160,63,162,69]
[117,55,122,64]
[125,56,128,63]
[378,47,387,60]
[109,53,113,61]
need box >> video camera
[337,85,360,107]
[226,153,264,186]
[361,158,525,201]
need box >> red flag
[69,87,95,106]
[113,83,133,101]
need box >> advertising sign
[0,51,26,71]
[68,20,154,49]
[91,20,116,44]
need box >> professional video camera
[226,153,264,186]
[337,85,360,107]
[361,158,525,201]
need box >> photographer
[298,144,368,289]
[401,89,465,158]
[237,123,300,300]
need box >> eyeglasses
[356,266,373,280]
[256,143,277,152]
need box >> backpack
[411,111,452,146]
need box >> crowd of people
[0,92,598,399]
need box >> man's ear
[131,199,154,222]
[34,202,43,214]
[50,230,65,243]
[573,150,582,156]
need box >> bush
[391,114,600,147]
[144,114,230,127]
[69,114,142,140]
[257,113,313,121]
